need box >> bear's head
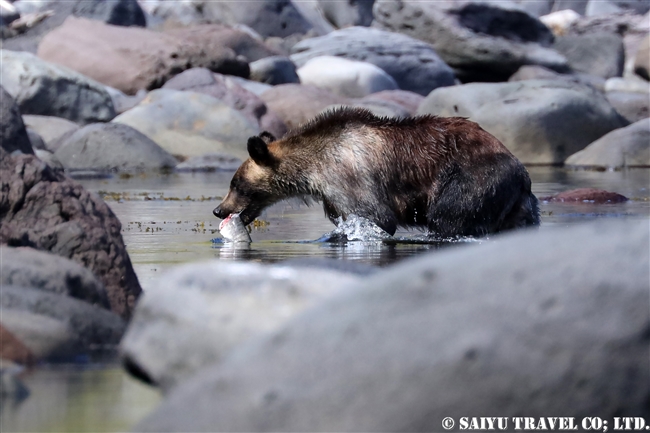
[213,132,281,225]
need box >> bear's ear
[259,131,276,145]
[247,136,273,166]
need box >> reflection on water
[0,365,160,433]
[2,167,647,433]
[75,167,649,290]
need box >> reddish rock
[162,68,287,138]
[0,149,142,318]
[541,188,629,204]
[37,17,249,95]
[0,324,35,365]
[259,84,349,130]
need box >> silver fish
[219,213,252,243]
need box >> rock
[565,119,650,168]
[175,154,243,172]
[161,68,287,139]
[290,27,456,96]
[373,0,568,82]
[290,0,336,35]
[136,220,650,432]
[249,56,300,85]
[605,76,650,93]
[328,100,409,119]
[113,89,259,160]
[508,65,607,91]
[554,32,625,78]
[297,56,398,98]
[355,90,424,115]
[0,1,75,54]
[120,261,359,391]
[417,79,628,164]
[71,0,145,27]
[0,50,115,125]
[0,1,20,25]
[259,84,349,130]
[26,127,46,151]
[165,24,280,63]
[0,361,29,400]
[0,246,111,309]
[228,77,274,96]
[53,123,178,173]
[1,286,125,362]
[319,0,375,27]
[540,188,629,203]
[606,91,649,122]
[104,87,148,115]
[34,149,64,172]
[634,34,649,80]
[0,324,35,365]
[0,150,142,319]
[539,9,581,35]
[21,115,79,151]
[585,0,650,16]
[0,86,33,155]
[37,17,249,96]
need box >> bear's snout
[213,205,227,219]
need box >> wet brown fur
[215,107,540,237]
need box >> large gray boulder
[0,150,142,319]
[417,79,628,164]
[0,246,110,309]
[137,219,650,431]
[373,0,568,82]
[1,286,125,362]
[290,26,456,96]
[120,261,359,391]
[554,32,625,79]
[54,123,178,173]
[0,50,115,125]
[606,91,649,123]
[112,89,259,160]
[0,86,33,155]
[565,118,650,168]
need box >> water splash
[321,215,394,242]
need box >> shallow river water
[2,167,649,432]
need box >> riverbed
[2,167,649,433]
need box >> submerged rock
[540,188,629,203]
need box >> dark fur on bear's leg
[215,108,540,237]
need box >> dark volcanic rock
[0,246,111,309]
[541,188,629,203]
[0,86,33,155]
[72,0,146,27]
[0,150,142,318]
[136,220,650,431]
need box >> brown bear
[214,108,540,237]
